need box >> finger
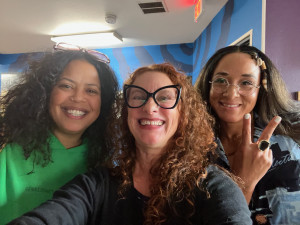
[259,116,282,141]
[267,148,273,165]
[268,147,273,161]
[242,113,252,144]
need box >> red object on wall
[194,0,202,22]
[178,0,195,7]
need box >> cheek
[93,97,101,112]
[247,93,259,108]
[168,109,180,130]
[49,92,58,114]
[49,88,63,105]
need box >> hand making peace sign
[230,113,282,203]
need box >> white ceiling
[0,0,227,54]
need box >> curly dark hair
[0,50,119,168]
[195,45,300,145]
[107,63,216,225]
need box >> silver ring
[258,140,270,151]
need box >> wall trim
[230,29,253,46]
[261,0,266,52]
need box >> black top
[8,165,252,225]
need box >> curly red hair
[107,63,216,225]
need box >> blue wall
[0,0,262,88]
[95,44,193,85]
[192,0,262,83]
[0,44,193,89]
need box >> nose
[223,84,240,97]
[142,97,158,114]
[70,88,86,102]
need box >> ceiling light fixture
[51,32,123,48]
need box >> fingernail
[275,116,282,123]
[244,113,250,119]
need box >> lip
[219,102,241,108]
[61,106,89,119]
[138,118,165,127]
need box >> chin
[220,117,243,124]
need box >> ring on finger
[258,140,270,151]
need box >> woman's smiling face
[49,59,101,138]
[209,52,261,125]
[127,71,180,151]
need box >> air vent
[138,2,166,14]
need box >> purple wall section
[265,0,300,98]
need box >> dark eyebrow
[58,77,100,89]
[59,77,74,83]
[214,72,228,76]
[214,72,257,79]
[241,74,257,79]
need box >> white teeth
[67,109,85,116]
[223,104,239,108]
[140,120,163,126]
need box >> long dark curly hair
[195,45,300,145]
[107,63,216,225]
[0,50,118,168]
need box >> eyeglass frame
[53,42,110,64]
[209,78,260,96]
[123,84,182,109]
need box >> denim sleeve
[195,165,252,225]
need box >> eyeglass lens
[125,86,179,109]
[211,78,257,96]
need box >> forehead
[61,60,100,81]
[214,52,260,78]
[132,71,174,89]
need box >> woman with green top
[0,43,118,224]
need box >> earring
[261,61,268,91]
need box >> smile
[139,120,163,126]
[67,109,86,116]
[221,103,240,108]
[63,108,87,117]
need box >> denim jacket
[215,120,300,225]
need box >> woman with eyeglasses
[0,44,118,224]
[195,45,300,225]
[8,63,252,225]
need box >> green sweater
[0,134,88,224]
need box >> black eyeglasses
[53,42,110,64]
[124,84,181,109]
[209,77,260,96]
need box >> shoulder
[0,143,24,159]
[195,165,252,225]
[203,165,237,190]
[199,165,243,202]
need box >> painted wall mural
[192,0,262,83]
[0,43,193,89]
[97,43,193,85]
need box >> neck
[133,146,162,197]
[219,121,243,140]
[52,130,83,149]
[134,146,162,174]
[218,121,244,157]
